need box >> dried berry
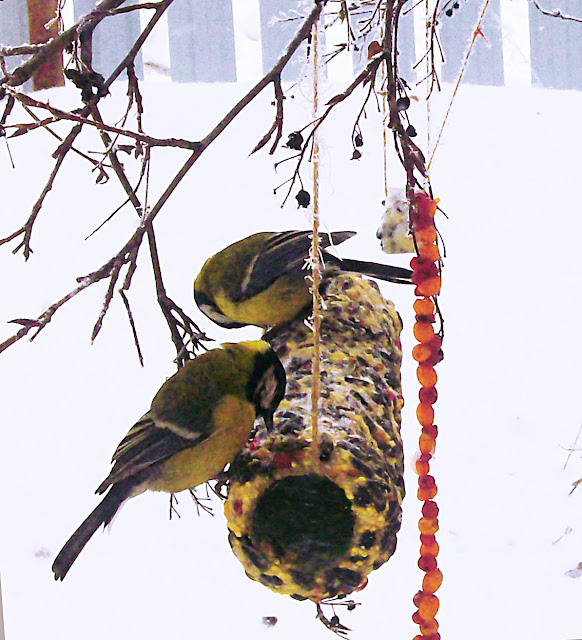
[396,96,411,111]
[285,131,304,150]
[295,189,310,208]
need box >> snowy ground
[1,76,582,640]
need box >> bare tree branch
[90,103,207,366]
[530,0,582,22]
[4,0,445,364]
[0,152,67,259]
[5,89,200,150]
[0,0,129,91]
[0,215,151,354]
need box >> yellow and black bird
[194,230,413,328]
[52,340,286,580]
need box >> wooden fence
[1,0,582,90]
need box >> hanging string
[425,0,432,169]
[310,15,321,462]
[428,0,491,169]
[381,44,389,205]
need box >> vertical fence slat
[73,0,143,80]
[167,0,236,82]
[0,1,32,90]
[6,0,582,91]
[529,0,582,90]
[397,7,415,84]
[259,0,306,80]
[439,0,504,86]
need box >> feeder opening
[251,474,355,571]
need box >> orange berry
[417,365,437,388]
[413,297,435,315]
[413,592,439,620]
[423,350,442,367]
[419,432,435,454]
[416,192,437,215]
[412,343,432,363]
[417,404,435,428]
[418,487,437,502]
[418,555,437,572]
[418,517,439,535]
[419,386,437,405]
[411,261,439,280]
[412,590,424,607]
[419,616,439,634]
[418,477,438,501]
[415,226,437,245]
[416,276,441,297]
[423,423,438,439]
[420,243,441,262]
[420,535,439,557]
[414,322,436,343]
[422,501,439,518]
[415,457,430,475]
[422,568,443,593]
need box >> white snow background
[2,19,582,640]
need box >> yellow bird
[52,340,286,580]
[194,230,412,328]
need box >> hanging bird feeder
[225,273,405,601]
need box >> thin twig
[103,0,174,91]
[107,2,166,16]
[119,289,144,366]
[564,421,582,470]
[530,0,582,23]
[428,0,491,169]
[91,103,205,366]
[0,152,67,259]
[276,53,384,205]
[7,90,200,150]
[0,213,152,353]
[0,0,128,90]
[1,0,325,358]
[250,73,285,156]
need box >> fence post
[73,0,143,80]
[167,0,236,82]
[0,1,32,90]
[529,0,582,90]
[439,0,504,86]
[259,0,306,80]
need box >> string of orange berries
[410,191,443,640]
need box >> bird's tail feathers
[329,256,413,284]
[52,480,135,581]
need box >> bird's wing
[96,416,207,493]
[242,230,356,299]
